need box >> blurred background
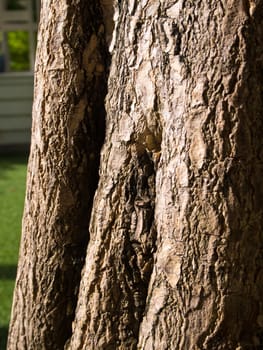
[0,1,40,348]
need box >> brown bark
[9,0,263,349]
[8,1,108,349]
[69,0,263,349]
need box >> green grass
[0,154,28,349]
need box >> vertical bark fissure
[68,1,164,348]
[68,146,160,349]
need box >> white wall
[0,73,33,147]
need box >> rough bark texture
[8,1,108,349]
[69,0,263,349]
[9,0,263,349]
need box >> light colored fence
[0,73,33,148]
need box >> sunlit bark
[9,0,263,349]
[8,1,108,348]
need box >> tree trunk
[9,0,263,349]
[69,0,263,349]
[7,1,109,349]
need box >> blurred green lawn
[0,154,27,349]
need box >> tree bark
[9,0,263,349]
[69,0,263,349]
[8,1,109,349]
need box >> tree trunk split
[8,0,263,349]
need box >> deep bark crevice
[62,1,112,346]
[120,147,158,346]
